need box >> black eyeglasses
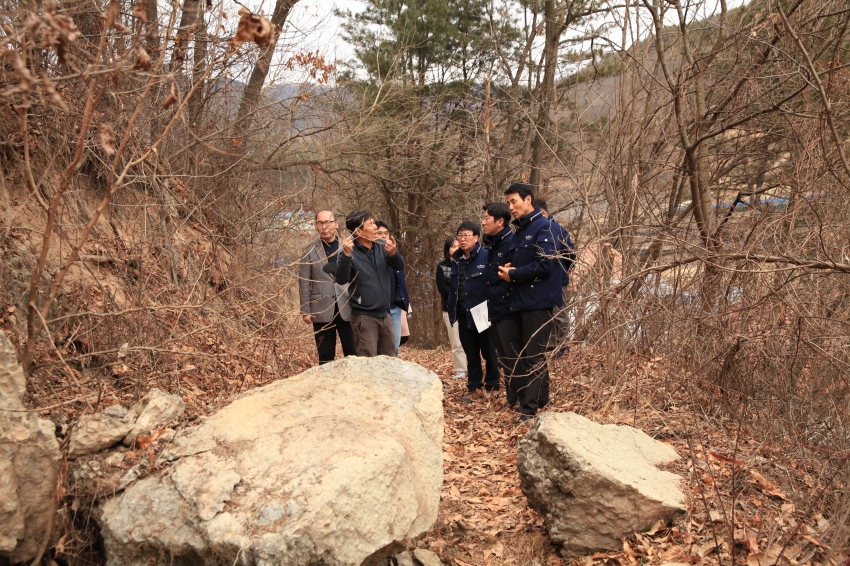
[316,220,337,228]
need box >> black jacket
[335,241,405,318]
[436,259,452,312]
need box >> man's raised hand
[385,235,397,256]
[342,230,354,257]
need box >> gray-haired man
[298,209,356,364]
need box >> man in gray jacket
[298,209,356,364]
[335,210,405,357]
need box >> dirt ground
[398,347,844,566]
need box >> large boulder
[518,412,685,557]
[98,356,444,566]
[0,330,62,563]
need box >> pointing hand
[385,235,397,256]
[342,230,354,257]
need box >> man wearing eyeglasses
[298,209,356,364]
[447,221,500,402]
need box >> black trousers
[456,309,500,392]
[492,309,552,416]
[313,306,356,364]
[491,318,521,405]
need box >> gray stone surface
[518,412,685,557]
[68,405,135,458]
[0,330,62,563]
[98,356,444,566]
[123,388,185,445]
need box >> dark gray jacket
[335,241,405,318]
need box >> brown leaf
[39,71,69,111]
[133,429,162,450]
[749,470,787,499]
[10,51,35,94]
[132,0,148,23]
[232,8,275,48]
[133,46,151,70]
[103,0,120,29]
[98,122,116,155]
[162,81,178,109]
[708,450,746,467]
[54,533,68,556]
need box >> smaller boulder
[518,412,685,558]
[68,405,135,458]
[123,388,185,446]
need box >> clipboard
[470,301,490,333]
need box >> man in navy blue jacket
[448,221,500,401]
[497,183,563,422]
[481,202,521,410]
[335,210,405,357]
[536,199,576,358]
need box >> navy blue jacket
[482,226,513,322]
[507,209,563,312]
[335,241,405,318]
[388,267,410,311]
[447,243,489,327]
[547,218,576,287]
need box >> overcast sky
[250,0,741,85]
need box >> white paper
[470,301,490,333]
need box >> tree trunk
[234,0,299,138]
[529,0,557,194]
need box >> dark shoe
[519,414,535,424]
[501,402,517,412]
[460,396,473,404]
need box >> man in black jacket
[335,210,405,357]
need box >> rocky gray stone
[0,330,62,563]
[98,356,444,566]
[68,405,135,458]
[123,388,185,445]
[518,412,685,558]
[394,551,415,566]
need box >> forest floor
[16,327,845,566]
[398,347,843,566]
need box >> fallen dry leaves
[400,346,846,566]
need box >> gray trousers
[351,313,396,357]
